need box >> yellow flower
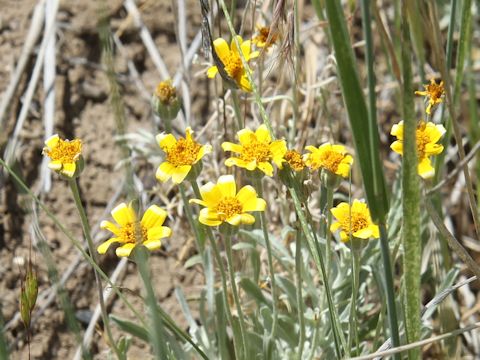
[42,134,82,178]
[284,149,305,172]
[330,200,379,242]
[415,79,445,115]
[222,124,287,176]
[156,127,212,184]
[207,36,259,92]
[390,121,446,179]
[303,143,353,178]
[252,25,278,49]
[155,80,177,105]
[97,203,172,257]
[190,175,266,227]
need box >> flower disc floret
[415,78,445,115]
[97,202,172,257]
[390,121,446,179]
[303,143,353,178]
[207,36,259,92]
[156,127,212,184]
[189,175,266,227]
[284,150,305,171]
[42,134,83,177]
[330,200,379,242]
[222,124,287,177]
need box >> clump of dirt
[0,0,208,358]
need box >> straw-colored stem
[224,231,248,359]
[134,247,168,359]
[68,179,122,360]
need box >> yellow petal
[157,133,177,150]
[424,123,446,143]
[147,226,172,240]
[390,122,404,139]
[197,144,212,161]
[243,197,266,212]
[112,203,136,227]
[331,202,350,220]
[207,66,219,78]
[216,175,236,197]
[330,222,341,233]
[143,239,162,251]
[340,231,349,242]
[100,220,122,236]
[156,162,175,182]
[418,157,435,179]
[424,143,444,156]
[390,141,403,155]
[255,124,271,143]
[222,142,244,154]
[61,162,76,177]
[230,35,244,54]
[336,163,351,178]
[171,165,191,184]
[226,214,242,226]
[141,205,167,228]
[353,227,373,239]
[97,238,120,254]
[116,243,136,257]
[48,160,62,170]
[199,208,222,226]
[257,161,274,176]
[236,185,257,204]
[198,182,222,208]
[238,74,253,92]
[240,39,252,59]
[370,224,380,239]
[213,38,231,63]
[237,128,255,145]
[45,134,60,148]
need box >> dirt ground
[0,0,209,358]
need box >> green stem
[319,182,334,279]
[295,229,305,360]
[378,224,401,356]
[203,224,242,359]
[68,179,122,360]
[224,230,248,360]
[252,176,278,359]
[347,243,361,356]
[231,90,243,131]
[179,183,205,253]
[134,247,168,359]
[288,182,345,358]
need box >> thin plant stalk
[319,181,334,278]
[401,2,421,357]
[134,246,168,359]
[179,183,206,253]
[224,230,249,359]
[252,175,278,359]
[68,179,122,360]
[231,89,244,131]
[347,243,361,356]
[295,229,306,360]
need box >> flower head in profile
[189,175,266,227]
[330,200,379,242]
[390,121,446,179]
[156,127,212,184]
[42,134,83,178]
[222,124,287,176]
[415,79,445,115]
[152,79,181,120]
[252,25,279,49]
[284,149,305,172]
[207,36,259,92]
[303,143,353,178]
[97,203,172,257]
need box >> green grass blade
[400,2,421,358]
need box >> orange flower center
[215,197,243,220]
[425,83,444,101]
[317,149,344,173]
[415,125,431,159]
[224,52,243,79]
[166,137,202,166]
[120,222,148,244]
[254,27,278,48]
[240,141,271,163]
[285,150,305,171]
[44,139,82,164]
[155,80,177,105]
[339,211,369,235]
